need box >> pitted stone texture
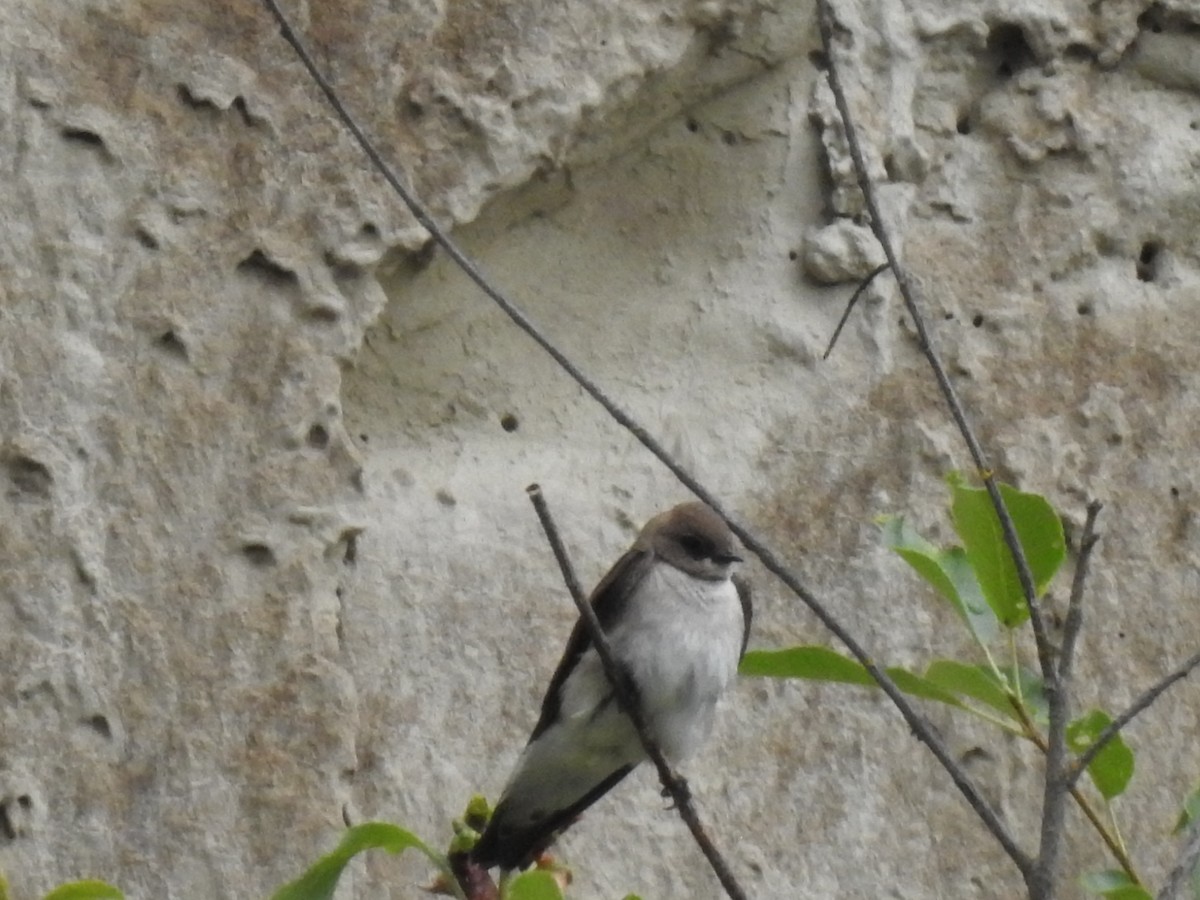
[0,0,806,897]
[345,2,1200,899]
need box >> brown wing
[733,574,752,659]
[528,547,654,740]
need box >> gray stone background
[2,0,1199,897]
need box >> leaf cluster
[739,477,1183,897]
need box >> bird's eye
[678,534,710,559]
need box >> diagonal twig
[260,0,1028,877]
[1008,697,1139,881]
[814,0,1054,693]
[1038,500,1103,892]
[816,0,1043,876]
[526,485,748,900]
[823,262,889,359]
[1067,648,1200,789]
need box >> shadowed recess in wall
[236,249,300,289]
[5,453,52,499]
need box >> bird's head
[640,501,742,582]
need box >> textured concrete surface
[2,0,1199,898]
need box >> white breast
[606,562,744,762]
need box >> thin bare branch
[816,0,1042,876]
[1158,820,1200,900]
[261,0,1028,877]
[1058,502,1104,684]
[1068,648,1200,789]
[823,262,889,359]
[447,851,498,900]
[526,485,748,900]
[1009,699,1140,882]
[814,0,1055,697]
[1035,501,1104,895]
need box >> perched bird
[472,501,752,871]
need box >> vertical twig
[1037,502,1103,894]
[1057,502,1104,684]
[526,485,750,900]
[814,0,1054,687]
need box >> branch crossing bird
[472,501,752,871]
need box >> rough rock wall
[1,0,1198,898]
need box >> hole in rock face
[972,313,984,327]
[231,95,256,127]
[0,803,15,841]
[242,543,276,567]
[305,305,341,324]
[155,330,189,361]
[307,424,331,449]
[342,531,359,565]
[883,152,898,180]
[176,84,215,110]
[6,455,52,498]
[61,126,106,150]
[1063,43,1094,63]
[1137,240,1163,282]
[86,714,112,739]
[956,114,972,135]
[500,413,519,432]
[987,22,1035,79]
[236,249,299,289]
[1137,6,1164,34]
[135,228,160,250]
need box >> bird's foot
[661,777,690,809]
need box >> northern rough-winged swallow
[472,501,752,871]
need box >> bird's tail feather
[471,764,635,870]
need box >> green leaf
[1174,784,1200,834]
[879,516,998,644]
[739,647,964,709]
[503,870,565,900]
[1079,869,1152,899]
[740,646,872,683]
[1067,710,1135,800]
[42,883,124,900]
[886,668,966,706]
[271,822,447,900]
[948,477,1066,628]
[923,661,1017,720]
